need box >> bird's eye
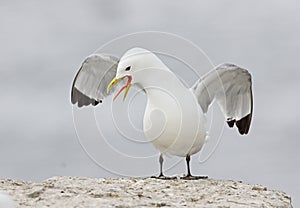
[125,66,131,71]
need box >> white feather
[71,54,125,107]
[191,63,253,134]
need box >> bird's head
[107,47,164,101]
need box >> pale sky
[0,0,299,207]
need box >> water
[0,0,299,206]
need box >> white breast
[142,83,207,157]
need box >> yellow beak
[107,76,132,101]
[107,77,123,94]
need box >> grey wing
[71,54,122,107]
[191,63,253,135]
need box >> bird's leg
[186,154,192,177]
[153,154,167,178]
[151,154,165,178]
[151,154,175,180]
[180,154,208,180]
[158,153,164,177]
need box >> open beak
[107,76,132,101]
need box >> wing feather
[71,54,121,107]
[191,63,253,135]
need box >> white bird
[71,47,253,179]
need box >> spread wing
[191,63,253,135]
[71,54,123,107]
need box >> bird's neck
[133,67,188,106]
[134,67,184,90]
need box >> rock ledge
[0,176,292,208]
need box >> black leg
[151,154,208,180]
[151,154,165,178]
[180,154,208,180]
[186,154,192,177]
[158,154,164,177]
[151,154,176,180]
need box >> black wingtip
[71,87,100,107]
[237,86,253,135]
[226,113,252,135]
[236,113,252,135]
[227,119,236,128]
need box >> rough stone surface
[0,176,292,208]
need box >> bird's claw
[180,175,208,180]
[150,175,177,180]
[151,175,208,180]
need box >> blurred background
[0,0,299,206]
